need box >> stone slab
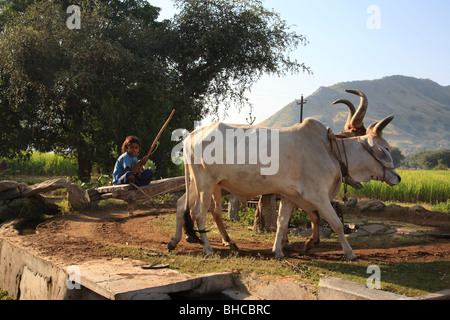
[415,289,450,300]
[0,181,20,193]
[318,276,415,300]
[21,179,70,198]
[77,259,234,300]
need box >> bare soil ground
[8,201,450,266]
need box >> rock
[9,197,34,208]
[7,195,60,218]
[68,184,89,210]
[357,224,386,235]
[0,219,22,236]
[0,188,21,201]
[356,200,385,212]
[346,222,364,230]
[21,179,70,197]
[409,205,427,214]
[0,181,20,193]
[17,182,28,194]
[254,281,316,300]
[299,227,333,239]
[345,198,358,207]
[238,277,316,300]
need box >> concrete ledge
[415,290,450,300]
[77,259,234,300]
[318,276,415,300]
[0,237,234,300]
[0,238,78,300]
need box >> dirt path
[7,202,450,267]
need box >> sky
[149,0,450,125]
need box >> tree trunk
[77,156,92,183]
[253,194,278,233]
[227,194,241,221]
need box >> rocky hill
[258,75,450,154]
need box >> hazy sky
[149,0,450,125]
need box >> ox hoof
[273,252,286,260]
[168,242,176,252]
[347,254,358,262]
[204,251,214,257]
[226,242,239,252]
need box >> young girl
[112,136,153,186]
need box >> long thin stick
[144,109,176,161]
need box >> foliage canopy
[0,0,309,180]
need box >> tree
[390,147,405,168]
[166,0,310,116]
[0,0,309,181]
[1,0,169,181]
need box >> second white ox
[168,115,401,260]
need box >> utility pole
[297,94,307,123]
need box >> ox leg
[304,210,320,253]
[272,198,296,259]
[194,189,215,256]
[316,201,357,261]
[168,193,188,251]
[211,188,239,251]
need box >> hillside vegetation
[259,75,450,154]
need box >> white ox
[168,115,401,260]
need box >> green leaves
[0,0,308,180]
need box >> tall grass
[1,152,78,177]
[342,170,450,205]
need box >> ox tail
[183,160,203,244]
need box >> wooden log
[95,184,133,194]
[113,177,185,202]
[87,177,185,203]
[21,179,70,197]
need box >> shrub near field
[342,170,450,208]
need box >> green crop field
[1,152,77,177]
[1,154,449,212]
[341,170,450,211]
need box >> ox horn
[346,90,368,129]
[333,99,356,132]
[367,115,395,137]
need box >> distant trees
[386,147,449,170]
[405,149,450,170]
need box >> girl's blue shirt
[112,152,138,185]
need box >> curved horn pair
[333,90,368,133]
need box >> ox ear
[367,115,394,137]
